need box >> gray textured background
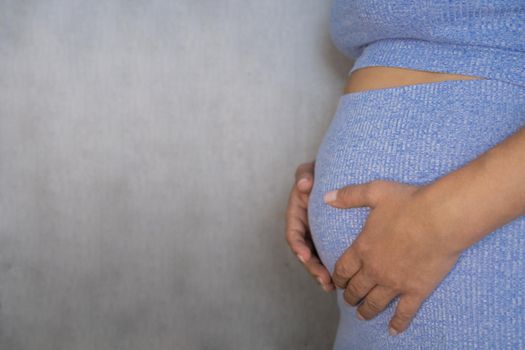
[0,1,352,349]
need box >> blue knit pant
[308,78,525,349]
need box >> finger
[303,236,336,291]
[285,192,312,262]
[303,255,336,291]
[388,293,425,336]
[333,244,362,289]
[323,179,392,209]
[285,226,312,263]
[289,224,336,292]
[343,269,376,306]
[294,161,315,193]
[356,285,399,320]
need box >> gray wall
[0,1,351,349]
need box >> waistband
[349,38,525,89]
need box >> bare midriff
[344,66,485,94]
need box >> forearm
[416,124,525,254]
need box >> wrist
[411,183,470,257]
[411,126,525,257]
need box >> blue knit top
[330,0,525,87]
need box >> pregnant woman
[285,1,525,349]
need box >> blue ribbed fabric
[307,79,525,349]
[329,0,525,87]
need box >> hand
[285,161,335,292]
[324,180,463,335]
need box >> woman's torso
[309,1,525,348]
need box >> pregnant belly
[307,78,525,347]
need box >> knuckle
[343,292,351,305]
[394,310,413,323]
[367,181,382,203]
[364,262,381,280]
[413,284,430,296]
[338,186,352,200]
[347,281,362,296]
[353,239,369,256]
[333,277,346,289]
[386,277,404,292]
[285,234,294,247]
[333,274,348,289]
[403,281,425,297]
[284,226,292,240]
[363,297,382,314]
[343,289,356,305]
[285,237,310,254]
[334,262,349,279]
[285,201,297,221]
[284,203,292,219]
[284,227,296,242]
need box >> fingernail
[357,311,365,320]
[389,327,398,336]
[323,190,337,203]
[297,178,309,187]
[317,277,324,286]
[297,254,306,264]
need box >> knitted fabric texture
[308,78,525,349]
[330,0,525,87]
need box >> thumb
[323,180,389,209]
